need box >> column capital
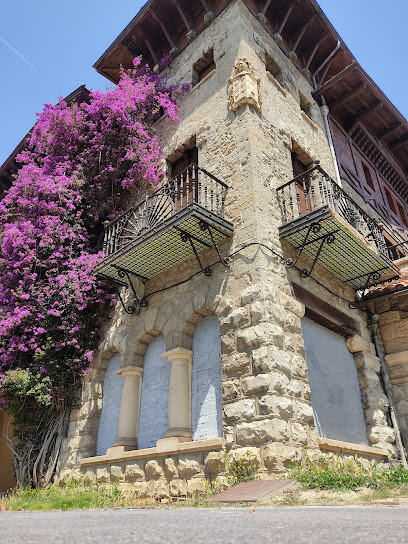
[161,347,193,364]
[116,365,143,379]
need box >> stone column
[161,347,193,443]
[112,366,143,450]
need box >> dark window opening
[291,152,312,215]
[362,163,375,191]
[384,186,397,215]
[169,146,199,210]
[265,53,284,86]
[192,49,215,86]
[299,91,312,118]
[397,201,408,226]
[384,235,405,260]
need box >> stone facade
[55,0,402,495]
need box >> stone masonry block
[204,451,226,474]
[295,401,314,424]
[242,374,270,396]
[291,422,308,445]
[258,395,294,419]
[145,460,164,480]
[354,352,381,373]
[96,468,110,483]
[252,346,291,375]
[262,443,302,469]
[236,419,290,445]
[346,335,371,354]
[164,458,178,479]
[224,399,256,421]
[169,479,187,497]
[178,455,202,477]
[110,465,124,481]
[229,447,261,469]
[125,463,145,482]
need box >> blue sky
[1,0,407,165]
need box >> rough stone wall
[192,314,223,441]
[96,354,123,456]
[375,258,408,448]
[56,0,398,491]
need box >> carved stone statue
[228,58,261,112]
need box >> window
[291,152,312,215]
[169,145,198,210]
[384,186,397,215]
[96,354,123,455]
[265,52,283,85]
[192,49,215,86]
[397,201,408,226]
[362,163,375,191]
[299,91,312,119]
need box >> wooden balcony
[276,165,400,291]
[95,165,233,288]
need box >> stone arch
[137,334,170,449]
[96,352,123,455]
[190,313,223,441]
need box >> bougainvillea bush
[0,57,186,486]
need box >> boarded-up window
[301,317,368,445]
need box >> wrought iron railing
[102,164,228,257]
[276,164,391,259]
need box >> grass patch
[288,451,408,491]
[1,480,126,511]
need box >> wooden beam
[331,83,366,110]
[355,100,383,120]
[390,134,408,150]
[291,13,318,53]
[312,61,358,98]
[260,0,273,16]
[137,29,159,66]
[149,8,177,51]
[277,0,299,36]
[304,31,329,71]
[378,122,401,139]
[170,0,195,36]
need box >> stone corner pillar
[112,365,143,450]
[161,347,193,443]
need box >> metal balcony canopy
[277,166,400,291]
[95,165,233,285]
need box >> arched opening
[137,335,170,449]
[96,353,123,455]
[191,314,223,441]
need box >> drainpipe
[368,313,408,468]
[320,96,342,187]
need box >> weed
[288,451,408,491]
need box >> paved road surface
[1,506,407,543]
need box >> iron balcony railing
[102,164,228,257]
[276,164,391,259]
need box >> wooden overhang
[0,85,91,198]
[94,0,408,193]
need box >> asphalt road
[1,506,407,543]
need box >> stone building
[2,0,408,497]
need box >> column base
[164,428,192,440]
[112,438,138,450]
[156,437,191,452]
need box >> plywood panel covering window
[301,317,369,446]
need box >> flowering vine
[0,57,187,486]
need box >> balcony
[276,165,400,291]
[95,165,233,290]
